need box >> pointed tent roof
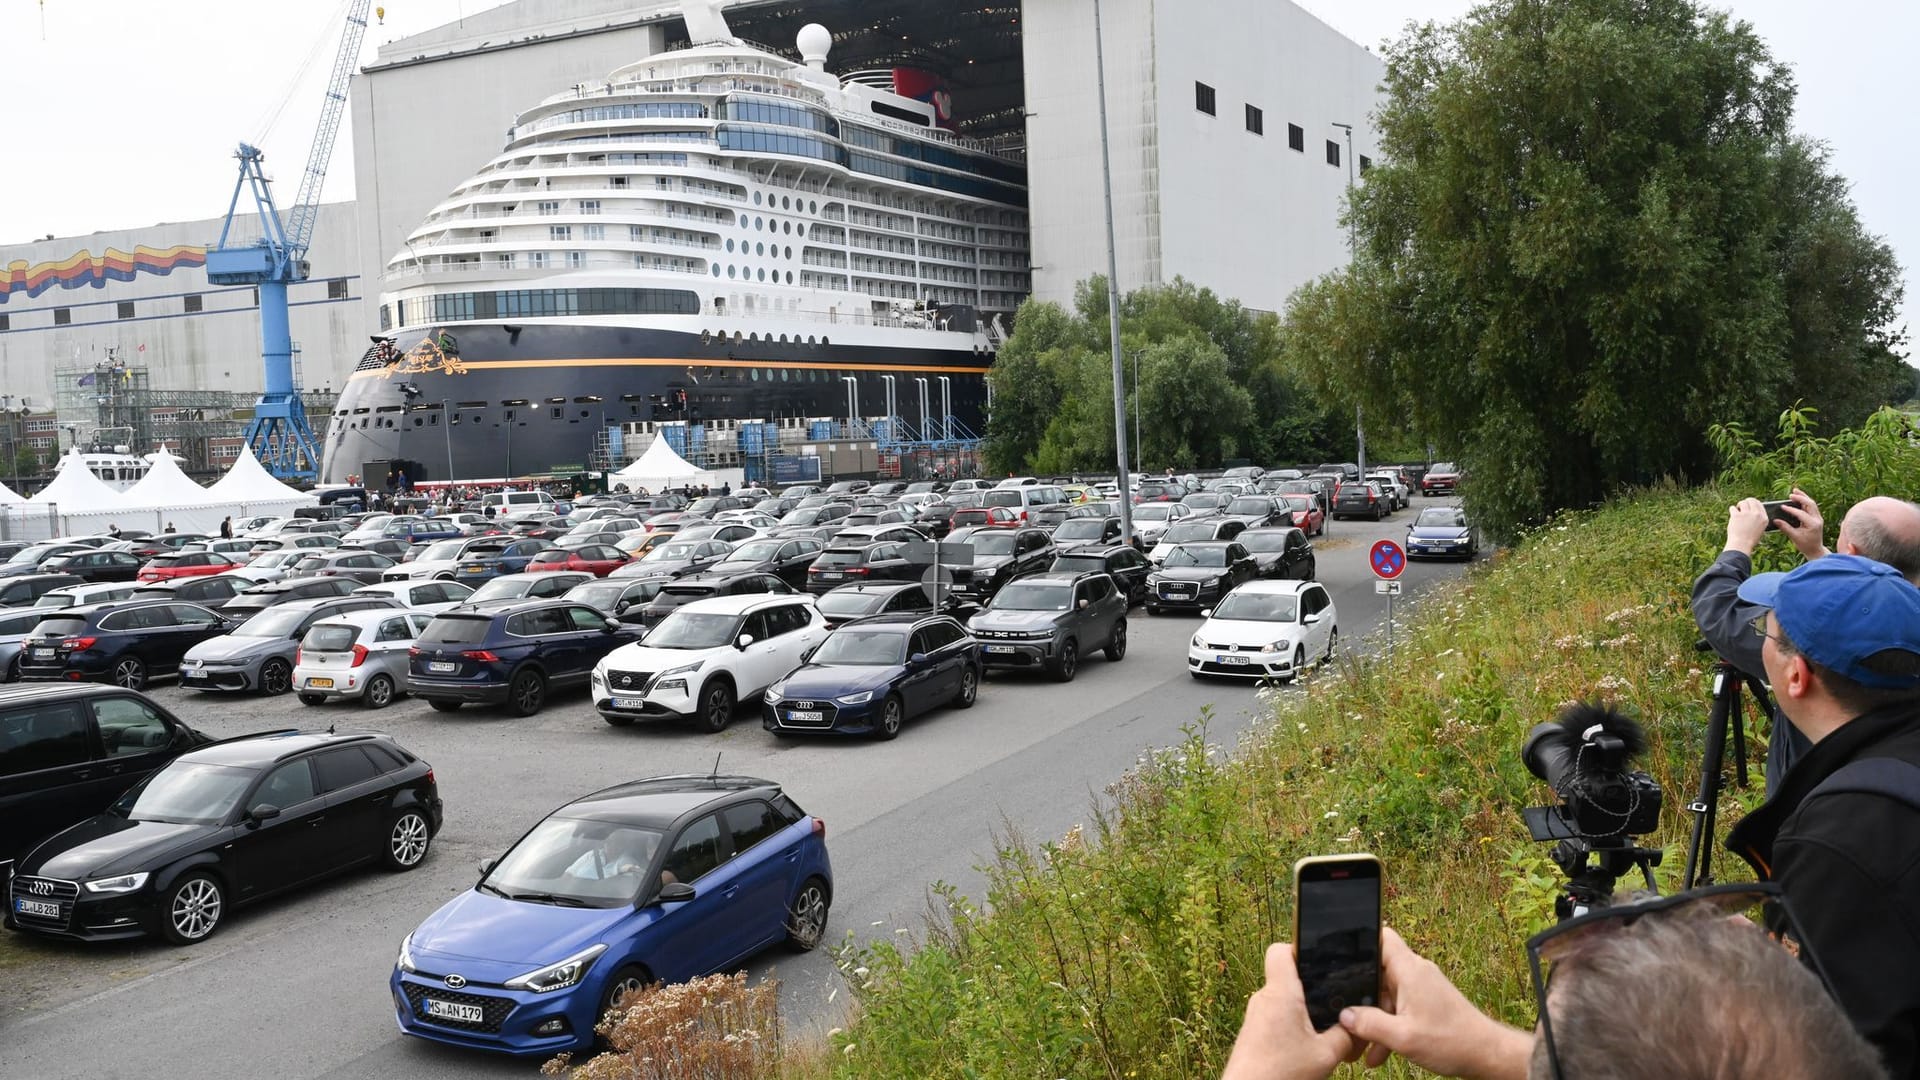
[123,449,212,506]
[27,450,125,510]
[206,444,314,503]
[613,434,705,482]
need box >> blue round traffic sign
[1370,539,1406,580]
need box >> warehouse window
[1195,82,1216,116]
[184,294,203,313]
[117,301,135,319]
[1245,104,1263,135]
[1326,140,1342,167]
[327,279,348,299]
[54,308,71,326]
[1360,154,1373,173]
[1288,124,1304,152]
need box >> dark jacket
[1691,549,1813,786]
[1729,704,1920,1078]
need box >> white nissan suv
[592,593,828,733]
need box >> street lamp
[1092,0,1135,548]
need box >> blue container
[808,421,835,441]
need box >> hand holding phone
[1294,854,1382,1031]
[1761,499,1795,531]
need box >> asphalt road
[1,498,1477,1079]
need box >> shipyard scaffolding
[54,358,336,478]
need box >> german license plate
[984,645,1015,654]
[31,647,53,659]
[14,898,59,918]
[613,696,645,709]
[460,565,483,573]
[819,571,843,579]
[427,661,458,673]
[1216,655,1249,665]
[182,670,207,681]
[307,677,334,689]
[423,998,484,1024]
[787,710,823,722]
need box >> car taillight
[424,768,436,787]
[463,649,500,662]
[812,816,826,839]
[63,636,97,650]
[294,647,303,664]
[847,567,870,575]
[351,644,370,668]
[408,646,422,656]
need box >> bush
[543,972,781,1080]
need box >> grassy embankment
[819,480,1762,1078]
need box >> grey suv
[967,571,1128,682]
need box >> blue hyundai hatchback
[391,775,832,1056]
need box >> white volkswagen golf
[1186,579,1337,682]
[591,593,828,732]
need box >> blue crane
[205,0,372,482]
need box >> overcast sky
[3,0,1911,345]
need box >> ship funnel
[797,23,832,70]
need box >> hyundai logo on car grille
[445,974,467,989]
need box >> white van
[480,490,558,513]
[979,484,1068,525]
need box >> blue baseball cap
[1738,554,1920,688]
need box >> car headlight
[397,932,418,973]
[839,690,874,705]
[654,661,702,693]
[504,943,608,993]
[1191,635,1204,648]
[1260,639,1292,654]
[590,668,606,687]
[83,872,149,894]
[1197,579,1221,591]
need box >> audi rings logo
[793,701,818,710]
[29,879,54,896]
[444,974,468,989]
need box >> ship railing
[384,257,709,280]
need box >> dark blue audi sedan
[762,613,979,739]
[391,775,832,1057]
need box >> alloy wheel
[876,697,903,740]
[955,666,978,707]
[365,674,395,709]
[113,658,145,690]
[786,879,829,951]
[259,659,291,696]
[388,812,430,868]
[168,877,222,942]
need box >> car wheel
[1104,619,1128,662]
[698,678,735,733]
[159,872,224,945]
[598,964,656,1027]
[1282,645,1305,684]
[953,665,978,708]
[1324,628,1339,666]
[1146,605,1159,616]
[436,573,455,581]
[785,876,831,952]
[874,694,904,741]
[506,669,546,717]
[382,809,433,871]
[111,657,146,690]
[258,658,292,696]
[297,692,327,706]
[4,654,17,682]
[1052,638,1079,682]
[363,673,396,710]
[427,698,463,713]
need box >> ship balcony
[385,256,709,281]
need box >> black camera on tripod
[1520,703,1665,919]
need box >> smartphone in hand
[1761,499,1795,531]
[1293,854,1383,1030]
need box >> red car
[524,543,631,578]
[949,506,1020,530]
[136,551,242,582]
[1279,494,1326,537]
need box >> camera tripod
[1550,837,1664,920]
[1681,643,1770,889]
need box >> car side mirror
[247,804,281,826]
[1200,608,1213,618]
[653,881,696,905]
[1077,598,1089,609]
[601,623,617,634]
[909,651,929,667]
[1303,612,1321,624]
[479,858,496,877]
[737,633,755,649]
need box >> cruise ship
[320,0,1029,485]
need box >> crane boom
[286,0,371,259]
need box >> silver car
[293,609,433,708]
[0,607,48,681]
[178,595,403,695]
[352,579,476,613]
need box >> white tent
[611,434,717,492]
[207,444,314,503]
[122,449,212,507]
[0,478,21,504]
[27,450,124,511]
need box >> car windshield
[1239,532,1293,553]
[780,509,823,525]
[468,579,533,602]
[646,543,700,562]
[234,607,309,638]
[1165,546,1228,568]
[568,582,632,609]
[981,491,1024,508]
[1431,462,1457,474]
[418,540,466,562]
[645,610,742,649]
[1227,498,1271,515]
[816,591,885,617]
[1212,592,1300,623]
[420,615,491,644]
[967,532,1017,556]
[255,552,300,567]
[1164,522,1218,543]
[301,623,360,652]
[1054,520,1108,540]
[992,581,1072,611]
[1417,508,1468,527]
[1052,555,1109,574]
[1184,494,1226,509]
[114,761,256,825]
[725,540,785,562]
[812,629,908,666]
[1134,505,1173,521]
[1282,495,1312,512]
[483,816,668,907]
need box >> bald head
[1838,497,1920,582]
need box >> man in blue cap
[1729,554,1920,1076]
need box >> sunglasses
[1525,883,1832,1080]
[1747,611,1792,649]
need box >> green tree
[1134,335,1253,469]
[982,298,1083,474]
[1282,0,1907,538]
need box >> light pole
[1331,121,1364,474]
[1092,0,1135,547]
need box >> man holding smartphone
[1690,488,1920,788]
